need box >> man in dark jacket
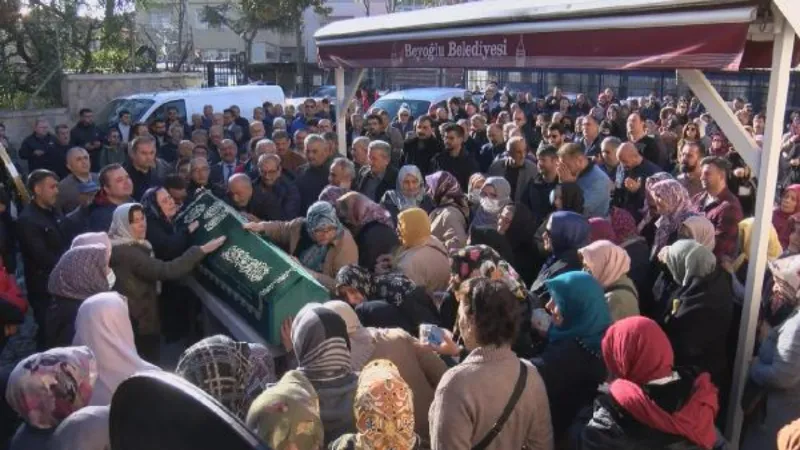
[70,108,104,171]
[17,169,67,349]
[226,173,280,221]
[356,140,397,203]
[62,163,135,240]
[627,111,667,168]
[295,134,335,212]
[612,142,662,221]
[478,123,506,173]
[19,118,58,175]
[430,123,479,191]
[402,115,442,176]
[185,157,225,203]
[521,145,559,228]
[254,154,302,220]
[209,139,240,189]
[123,136,161,201]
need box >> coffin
[176,191,329,345]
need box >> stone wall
[0,108,70,153]
[61,72,203,120]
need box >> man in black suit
[209,139,239,188]
[355,140,397,203]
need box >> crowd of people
[1,80,800,450]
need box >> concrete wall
[0,108,70,152]
[61,72,203,120]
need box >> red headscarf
[610,207,639,243]
[603,316,719,449]
[774,185,800,248]
[588,218,618,244]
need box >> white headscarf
[681,215,716,252]
[108,203,153,252]
[323,300,376,372]
[72,292,160,406]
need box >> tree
[200,0,285,65]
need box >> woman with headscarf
[637,172,674,247]
[245,201,358,291]
[649,179,698,259]
[425,171,470,252]
[108,203,224,362]
[381,165,434,223]
[45,243,112,348]
[430,278,554,450]
[466,173,487,206]
[318,185,348,205]
[471,176,512,229]
[529,211,590,307]
[532,271,610,438]
[330,359,420,450]
[775,185,800,249]
[551,182,585,215]
[290,303,358,445]
[729,218,783,290]
[176,334,276,421]
[6,346,97,450]
[578,316,720,449]
[679,215,717,252]
[72,292,160,406]
[246,370,324,450]
[588,218,618,244]
[657,239,733,398]
[394,208,450,294]
[334,265,441,335]
[497,203,539,285]
[335,192,398,272]
[742,255,800,450]
[324,301,447,441]
[579,240,640,322]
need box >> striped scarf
[292,304,353,382]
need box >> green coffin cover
[175,191,330,345]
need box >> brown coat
[367,328,447,439]
[109,242,205,335]
[429,205,468,252]
[260,218,358,291]
[429,346,554,450]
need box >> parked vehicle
[96,85,286,129]
[367,87,469,120]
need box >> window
[151,100,187,123]
[507,72,522,83]
[149,10,171,28]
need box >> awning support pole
[676,69,761,172]
[773,0,800,41]
[335,67,365,156]
[724,9,795,448]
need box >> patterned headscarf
[579,240,631,288]
[664,239,717,286]
[638,172,673,232]
[71,232,111,251]
[352,360,415,450]
[425,171,469,212]
[176,335,276,420]
[588,218,618,244]
[334,265,418,306]
[651,179,697,256]
[609,207,638,244]
[397,208,431,248]
[291,303,353,382]
[246,370,324,450]
[319,186,349,205]
[450,244,526,299]
[108,203,153,252]
[6,346,97,429]
[472,177,512,228]
[388,165,425,211]
[336,191,394,236]
[545,271,612,353]
[324,300,376,371]
[300,201,343,272]
[48,244,109,301]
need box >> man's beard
[679,163,696,173]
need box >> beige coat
[430,346,554,450]
[261,218,358,291]
[396,235,450,293]
[429,205,468,253]
[366,328,448,439]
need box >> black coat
[353,221,398,272]
[356,287,441,336]
[355,166,398,204]
[16,203,66,297]
[146,215,192,261]
[529,251,583,308]
[430,149,479,192]
[612,160,661,222]
[403,137,443,176]
[295,160,333,213]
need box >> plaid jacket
[692,188,744,260]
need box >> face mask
[106,269,117,289]
[480,197,503,214]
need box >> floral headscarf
[6,346,97,429]
[638,172,673,232]
[300,201,343,272]
[246,370,324,450]
[651,179,697,256]
[319,186,349,205]
[610,207,638,244]
[336,192,394,236]
[48,244,109,301]
[335,265,418,306]
[387,165,425,211]
[450,244,526,299]
[176,335,276,420]
[425,171,469,212]
[351,359,415,450]
[768,254,800,317]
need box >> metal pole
[725,10,795,447]
[335,67,347,156]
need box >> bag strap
[472,360,528,450]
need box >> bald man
[226,172,280,221]
[612,141,662,220]
[57,146,99,214]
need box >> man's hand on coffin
[243,221,266,233]
[188,221,199,233]
[242,212,260,223]
[281,316,294,352]
[200,236,227,254]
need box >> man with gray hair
[328,157,356,190]
[56,146,99,214]
[355,140,397,202]
[599,136,622,179]
[488,136,538,202]
[187,156,224,201]
[351,136,370,172]
[295,133,336,211]
[255,153,302,219]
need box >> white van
[96,85,285,129]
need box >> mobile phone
[420,324,444,346]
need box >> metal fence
[182,60,247,88]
